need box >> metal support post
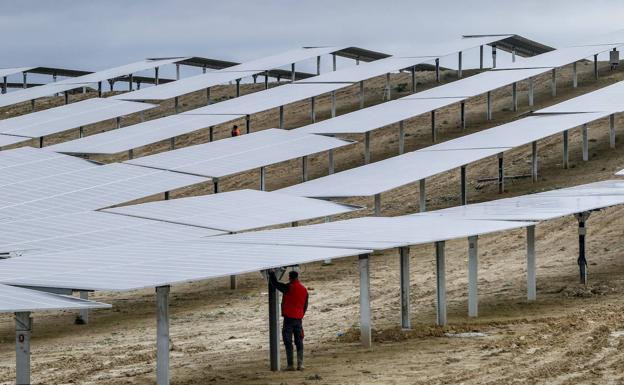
[364,132,371,164]
[230,276,237,290]
[460,101,465,130]
[419,179,426,212]
[512,48,516,63]
[331,91,336,117]
[235,79,241,97]
[575,212,591,285]
[411,66,416,92]
[435,241,446,326]
[528,77,534,106]
[374,193,381,216]
[479,45,484,69]
[175,64,180,80]
[156,286,170,385]
[582,123,589,161]
[458,51,463,78]
[310,97,316,122]
[359,254,372,349]
[128,74,133,91]
[79,126,84,138]
[264,71,269,89]
[128,149,134,160]
[268,277,280,371]
[399,247,411,329]
[64,91,69,105]
[302,156,308,182]
[206,87,211,105]
[170,137,175,151]
[38,136,43,148]
[460,166,467,205]
[435,58,440,83]
[531,141,538,182]
[79,291,89,323]
[399,120,405,155]
[116,116,121,129]
[209,126,214,142]
[279,106,284,129]
[15,311,32,385]
[468,236,478,317]
[527,225,536,301]
[431,110,436,142]
[492,45,497,68]
[260,167,266,191]
[316,56,321,75]
[385,73,391,101]
[155,67,160,85]
[332,53,337,71]
[2,76,6,94]
[610,113,616,148]
[497,152,504,194]
[213,178,220,193]
[31,99,35,112]
[174,97,179,113]
[573,62,578,88]
[245,114,251,134]
[359,81,364,108]
[328,149,335,174]
[551,68,557,97]
[22,72,27,89]
[594,54,598,80]
[98,81,102,97]
[563,130,569,169]
[512,82,518,112]
[291,63,295,82]
[486,91,492,120]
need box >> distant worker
[268,269,309,371]
[231,124,241,137]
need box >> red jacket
[281,279,308,319]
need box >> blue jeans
[282,317,303,366]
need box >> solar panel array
[0,283,110,313]
[125,128,353,177]
[103,189,360,232]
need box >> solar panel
[48,113,242,155]
[0,67,35,78]
[405,67,549,99]
[183,83,347,115]
[115,46,346,101]
[422,112,608,151]
[103,189,360,232]
[0,283,110,313]
[496,44,620,70]
[0,211,223,255]
[0,58,186,108]
[537,80,624,113]
[294,97,464,135]
[125,128,353,178]
[417,180,624,221]
[278,147,505,198]
[0,163,208,222]
[617,169,624,176]
[0,98,156,138]
[0,134,31,148]
[0,241,370,291]
[208,215,534,250]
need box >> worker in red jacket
[269,270,309,371]
[231,124,241,137]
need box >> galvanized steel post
[399,247,411,329]
[468,236,478,317]
[156,285,170,385]
[359,254,372,349]
[435,241,446,326]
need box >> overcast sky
[1,1,623,71]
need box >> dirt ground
[1,59,624,385]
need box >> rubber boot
[297,350,304,371]
[285,348,295,371]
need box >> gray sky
[1,0,623,71]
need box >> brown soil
[1,60,624,385]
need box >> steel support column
[245,114,251,134]
[411,66,416,92]
[175,64,180,80]
[359,254,372,349]
[497,152,504,194]
[527,225,536,301]
[399,247,411,329]
[328,149,335,174]
[419,179,426,212]
[331,91,336,117]
[2,76,7,94]
[435,58,440,83]
[279,106,284,129]
[610,113,616,148]
[155,67,160,85]
[22,72,27,89]
[260,167,266,191]
[572,62,578,88]
[235,79,241,97]
[460,166,467,205]
[156,286,170,385]
[209,126,214,142]
[302,156,308,182]
[359,81,364,109]
[531,141,538,182]
[492,45,497,68]
[15,311,32,385]
[398,120,405,154]
[206,87,211,105]
[512,82,518,112]
[264,71,269,89]
[563,130,569,169]
[435,241,447,326]
[332,54,337,71]
[316,56,321,75]
[79,291,89,324]
[291,63,295,82]
[458,51,463,78]
[374,193,381,216]
[431,110,436,142]
[576,212,591,285]
[468,236,478,317]
[582,123,589,161]
[460,101,465,130]
[268,277,280,371]
[551,68,557,97]
[528,77,534,106]
[385,73,391,101]
[364,131,371,164]
[486,91,492,120]
[594,54,598,80]
[479,45,484,69]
